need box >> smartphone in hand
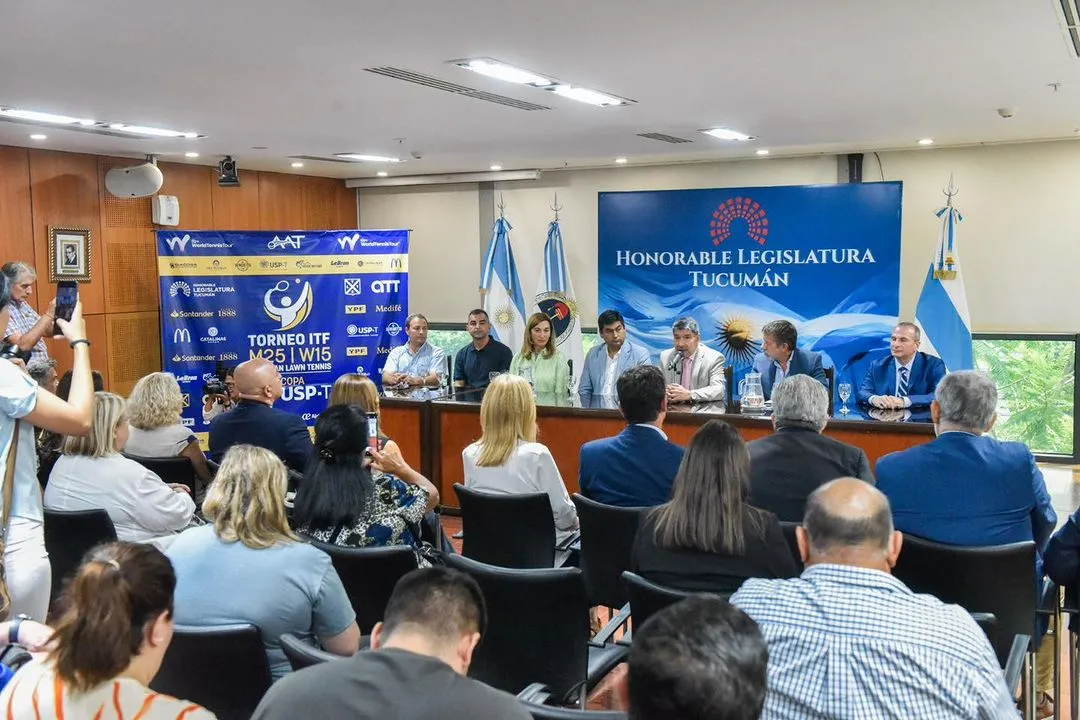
[366,412,380,452]
[53,281,78,336]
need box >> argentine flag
[535,220,585,391]
[480,216,527,347]
[914,203,973,371]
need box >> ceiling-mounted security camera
[218,156,239,187]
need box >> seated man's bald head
[233,358,282,402]
[801,478,897,565]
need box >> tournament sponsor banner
[158,230,408,427]
[598,183,902,395]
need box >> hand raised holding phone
[53,281,86,341]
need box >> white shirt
[601,349,622,396]
[45,454,195,546]
[125,423,195,458]
[633,423,669,441]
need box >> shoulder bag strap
[1,421,19,536]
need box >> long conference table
[379,389,936,512]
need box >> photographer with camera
[201,367,237,424]
[1,262,56,364]
[0,270,94,621]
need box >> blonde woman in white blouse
[461,374,578,560]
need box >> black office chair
[123,452,200,496]
[823,366,836,415]
[444,554,627,706]
[518,684,628,720]
[454,484,556,568]
[151,624,271,720]
[279,632,345,671]
[43,508,117,606]
[571,494,647,609]
[621,571,694,633]
[778,521,803,568]
[303,539,418,633]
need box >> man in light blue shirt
[578,309,651,401]
[383,314,447,390]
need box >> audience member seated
[578,309,650,400]
[453,309,513,391]
[0,541,215,719]
[37,369,104,489]
[251,567,530,720]
[26,357,57,393]
[462,374,578,560]
[166,444,359,679]
[579,365,683,507]
[124,372,213,488]
[45,392,195,548]
[201,365,238,424]
[731,478,1015,719]
[748,375,873,521]
[631,419,797,593]
[658,316,726,404]
[858,322,946,410]
[208,357,312,471]
[615,596,768,720]
[382,313,447,390]
[509,312,569,395]
[751,319,826,400]
[293,404,439,560]
[328,373,401,455]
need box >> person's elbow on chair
[320,621,361,656]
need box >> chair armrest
[1003,634,1030,695]
[517,683,552,704]
[1037,578,1058,615]
[555,532,581,553]
[590,604,631,647]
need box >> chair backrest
[122,452,199,495]
[778,521,803,568]
[444,553,590,700]
[151,624,271,720]
[524,704,627,720]
[621,571,693,631]
[823,366,836,414]
[454,484,555,568]
[723,366,735,412]
[892,535,1036,666]
[303,539,418,633]
[43,508,118,606]
[571,494,647,608]
[279,632,342,671]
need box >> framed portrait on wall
[48,227,92,282]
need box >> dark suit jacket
[876,432,1056,569]
[748,427,874,522]
[857,351,946,409]
[752,348,826,400]
[579,425,684,507]
[208,400,313,472]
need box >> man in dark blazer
[579,365,684,507]
[208,357,313,471]
[858,322,946,410]
[751,319,827,400]
[749,375,873,521]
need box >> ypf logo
[173,328,192,344]
[169,281,192,298]
[263,279,313,331]
[371,279,400,294]
[338,233,361,251]
[709,197,769,246]
[165,234,191,252]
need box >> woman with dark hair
[631,419,798,593]
[0,541,215,718]
[293,404,438,555]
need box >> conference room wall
[0,146,357,394]
[361,140,1080,333]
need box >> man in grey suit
[748,375,873,521]
[658,317,726,404]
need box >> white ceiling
[2,0,1080,179]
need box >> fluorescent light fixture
[551,85,623,106]
[108,123,199,138]
[615,157,628,164]
[347,169,542,188]
[917,138,934,146]
[756,149,770,156]
[29,134,47,140]
[184,152,199,158]
[490,164,502,171]
[0,108,95,125]
[376,171,389,177]
[291,162,304,168]
[455,59,552,87]
[701,127,753,142]
[334,154,403,163]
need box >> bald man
[207,358,312,471]
[731,479,1014,719]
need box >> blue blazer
[876,432,1056,568]
[857,352,946,409]
[578,340,651,399]
[579,425,684,507]
[208,400,313,472]
[752,348,826,400]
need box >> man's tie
[897,366,909,398]
[681,355,694,389]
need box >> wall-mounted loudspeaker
[105,162,164,198]
[152,195,180,226]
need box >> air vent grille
[637,132,694,144]
[365,67,550,111]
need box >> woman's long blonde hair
[474,374,537,467]
[63,392,126,458]
[202,445,297,549]
[329,373,380,415]
[519,312,556,360]
[127,372,184,430]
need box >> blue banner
[598,183,902,395]
[157,229,409,429]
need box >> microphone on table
[667,350,684,375]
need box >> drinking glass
[838,382,852,414]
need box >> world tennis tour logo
[710,197,769,246]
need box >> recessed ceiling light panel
[334,154,404,163]
[700,127,754,142]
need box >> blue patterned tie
[897,366,909,398]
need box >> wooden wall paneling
[210,171,261,230]
[0,147,34,265]
[158,163,215,229]
[45,314,109,390]
[97,158,158,315]
[258,172,306,230]
[105,311,162,397]
[334,185,358,229]
[28,150,104,314]
[302,177,338,230]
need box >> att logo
[371,279,401,294]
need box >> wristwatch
[9,614,30,645]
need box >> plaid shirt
[731,564,1017,720]
[5,300,48,362]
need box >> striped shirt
[0,659,217,719]
[5,300,48,362]
[731,564,1017,720]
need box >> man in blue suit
[579,365,684,507]
[751,319,826,400]
[578,309,651,401]
[858,322,946,410]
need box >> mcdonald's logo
[173,328,192,343]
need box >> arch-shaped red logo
[709,197,769,246]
